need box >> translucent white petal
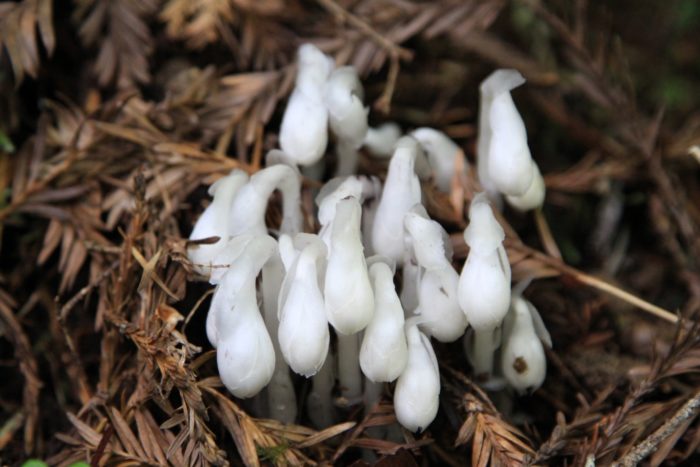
[188,170,248,277]
[372,142,422,262]
[416,268,467,342]
[364,122,401,158]
[360,176,382,256]
[208,234,255,285]
[206,234,260,346]
[215,236,277,398]
[463,193,505,254]
[280,90,329,166]
[325,197,374,334]
[527,300,552,348]
[217,285,276,398]
[394,324,440,432]
[295,43,334,94]
[360,262,407,382]
[486,74,534,196]
[395,135,432,181]
[458,249,510,331]
[501,297,548,392]
[479,69,526,97]
[505,161,545,212]
[477,70,525,202]
[325,66,368,148]
[411,127,465,192]
[316,176,365,228]
[278,242,330,377]
[404,211,451,270]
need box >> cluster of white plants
[188,44,551,433]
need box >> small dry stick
[315,0,413,113]
[507,240,679,324]
[574,272,678,324]
[374,56,401,114]
[131,247,179,300]
[534,208,562,260]
[613,390,700,467]
[315,0,413,62]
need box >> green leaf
[21,460,48,467]
[0,131,14,153]
[257,443,289,463]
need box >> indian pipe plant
[188,44,553,433]
[3,2,699,465]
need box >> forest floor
[1,0,700,466]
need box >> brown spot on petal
[513,357,528,374]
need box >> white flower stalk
[394,320,440,433]
[458,194,511,379]
[229,163,302,237]
[261,250,297,423]
[505,161,545,212]
[216,235,277,398]
[364,378,384,411]
[481,69,534,196]
[463,327,503,388]
[265,148,302,172]
[363,378,387,443]
[405,212,467,342]
[501,297,551,393]
[325,197,374,334]
[278,236,330,377]
[411,128,466,193]
[360,261,408,382]
[325,66,368,148]
[337,332,363,401]
[307,349,337,428]
[280,44,334,166]
[372,138,422,263]
[364,122,401,158]
[188,169,248,277]
[335,138,360,177]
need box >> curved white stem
[308,350,336,428]
[262,251,297,423]
[229,164,302,237]
[337,332,362,402]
